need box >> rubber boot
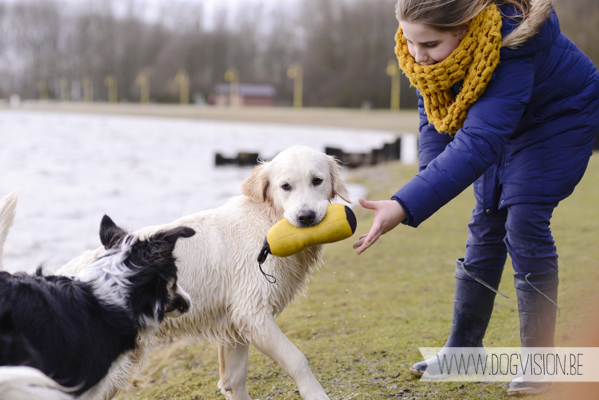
[410,258,503,377]
[508,270,559,396]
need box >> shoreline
[1,101,420,134]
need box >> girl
[353,0,599,396]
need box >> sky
[86,0,295,28]
[1,0,298,29]
[142,0,297,28]
[142,0,286,20]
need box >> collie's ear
[99,215,128,249]
[241,164,270,203]
[158,226,196,246]
[328,156,350,203]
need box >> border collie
[0,214,195,400]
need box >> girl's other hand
[353,198,406,255]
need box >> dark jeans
[464,201,559,274]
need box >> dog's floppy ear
[328,156,351,203]
[241,163,269,203]
[99,215,128,249]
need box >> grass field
[117,154,599,400]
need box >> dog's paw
[302,389,331,400]
[217,381,232,398]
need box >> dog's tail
[0,366,74,400]
[0,191,18,271]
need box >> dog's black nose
[298,210,316,227]
[176,296,190,314]
[167,295,190,315]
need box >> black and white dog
[0,212,195,399]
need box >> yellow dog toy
[257,203,357,282]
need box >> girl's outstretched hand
[353,198,406,255]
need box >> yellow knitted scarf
[395,5,503,134]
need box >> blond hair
[396,0,552,48]
[396,0,492,31]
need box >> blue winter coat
[393,7,599,227]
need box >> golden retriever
[56,145,350,400]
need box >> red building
[211,84,276,106]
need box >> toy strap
[257,239,277,283]
[258,260,276,284]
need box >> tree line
[0,0,594,108]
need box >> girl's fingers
[353,233,367,248]
[354,198,390,254]
[356,231,381,255]
[354,221,383,254]
[353,233,371,249]
[358,197,376,210]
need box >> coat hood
[500,0,557,58]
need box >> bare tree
[8,0,63,98]
[299,0,400,107]
[0,0,595,106]
[554,0,599,67]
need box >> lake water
[0,110,405,272]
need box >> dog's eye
[312,177,323,186]
[281,183,292,191]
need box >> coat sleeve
[392,57,535,227]
[416,89,453,172]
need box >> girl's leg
[505,202,559,275]
[504,202,559,396]
[410,201,508,377]
[465,200,508,269]
[449,200,509,346]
